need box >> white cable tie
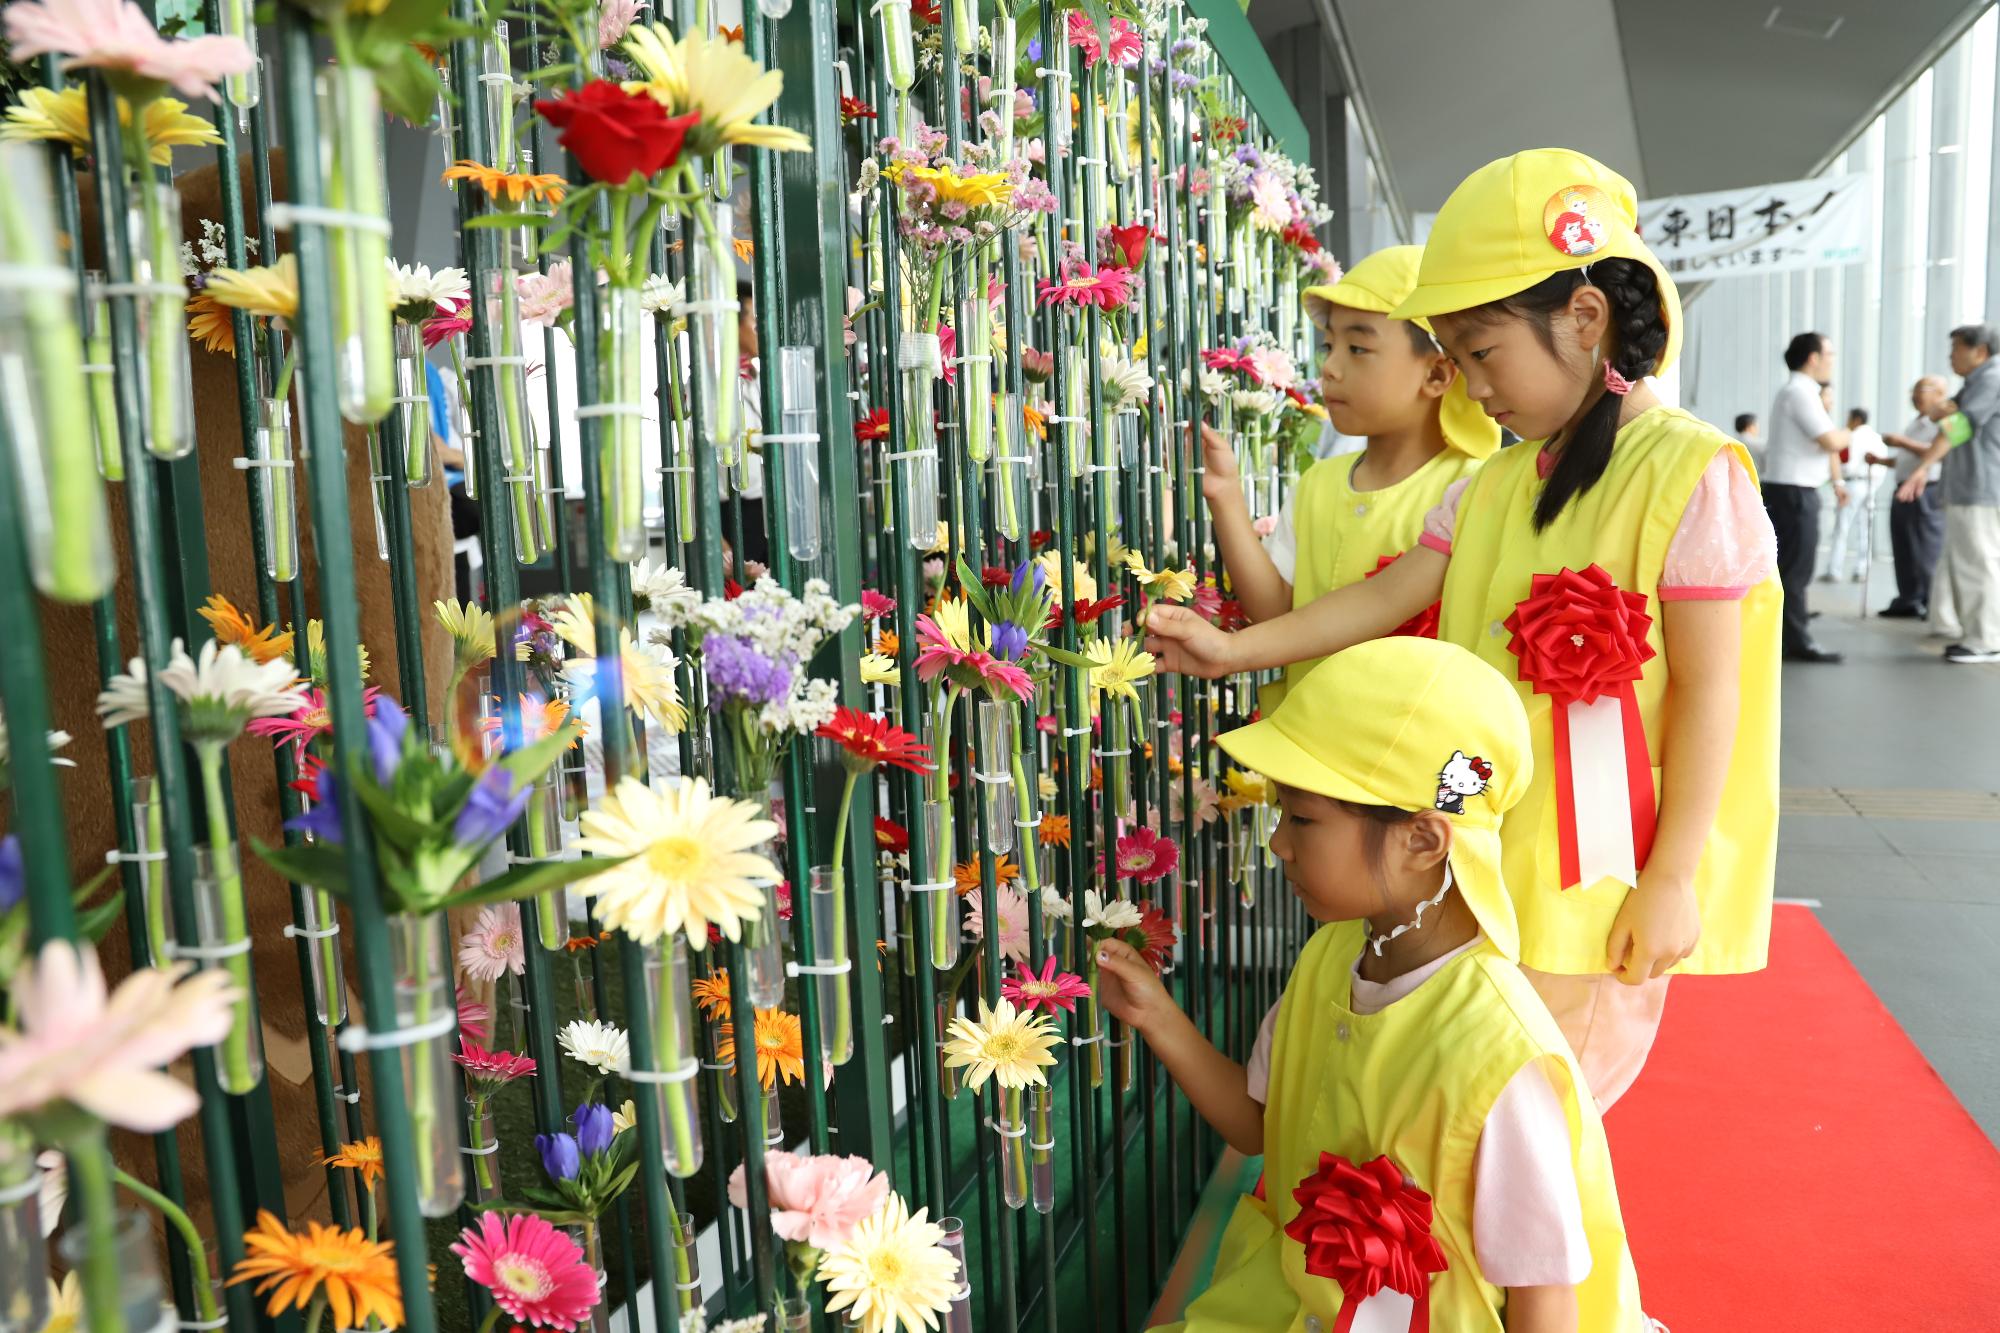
[906,879,955,895]
[881,447,938,462]
[786,958,854,977]
[1061,726,1091,738]
[232,456,295,471]
[1084,464,1116,474]
[759,431,820,445]
[101,280,186,299]
[0,262,76,294]
[973,771,1010,785]
[501,471,536,483]
[951,354,993,367]
[1014,815,1043,829]
[283,922,341,941]
[393,393,429,407]
[336,1008,457,1053]
[994,453,1034,469]
[268,203,394,237]
[700,1059,732,1072]
[460,1141,501,1157]
[463,355,531,368]
[106,847,168,865]
[1029,1138,1056,1151]
[656,464,694,476]
[1042,414,1085,425]
[1149,465,1166,475]
[984,1117,1028,1139]
[869,0,909,13]
[477,72,514,86]
[1094,748,1132,759]
[0,1174,41,1205]
[333,1084,361,1105]
[179,1316,229,1331]
[1078,156,1107,168]
[79,362,114,373]
[1070,1031,1105,1047]
[164,937,252,962]
[1035,67,1071,82]
[507,850,578,865]
[574,403,647,419]
[624,1058,701,1086]
[668,298,737,316]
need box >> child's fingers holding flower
[1094,939,1175,1035]
[1143,606,1236,679]
[1197,423,1238,495]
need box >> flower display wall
[0,0,1324,1330]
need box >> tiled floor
[1774,576,2000,1139]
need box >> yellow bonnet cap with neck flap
[1391,148,1684,377]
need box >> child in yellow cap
[1200,245,1499,705]
[1145,148,1780,1110]
[1101,638,1645,1332]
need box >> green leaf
[347,772,435,851]
[463,212,554,231]
[369,46,446,126]
[431,854,629,915]
[1079,0,1115,61]
[251,840,354,898]
[1040,643,1099,671]
[495,726,581,790]
[75,896,123,947]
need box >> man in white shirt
[1761,332,1851,662]
[1875,376,1947,619]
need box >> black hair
[1734,412,1757,433]
[1461,257,1670,530]
[1402,321,1438,356]
[736,279,755,303]
[1784,332,1827,372]
[1848,407,1869,426]
[1952,323,1998,355]
[1334,800,1419,882]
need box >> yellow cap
[1391,148,1683,376]
[1302,246,1500,459]
[1215,638,1532,960]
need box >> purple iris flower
[365,705,408,785]
[535,1131,581,1181]
[990,621,1029,661]
[454,767,532,847]
[284,768,345,844]
[572,1101,616,1157]
[1026,36,1042,61]
[1009,560,1045,595]
[0,835,22,914]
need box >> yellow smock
[1436,407,1781,975]
[1171,923,1645,1332]
[1271,448,1483,705]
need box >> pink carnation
[728,1150,891,1250]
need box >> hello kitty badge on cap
[1543,184,1610,258]
[1435,750,1493,815]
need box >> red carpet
[1609,904,2000,1329]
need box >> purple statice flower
[285,767,346,844]
[455,768,532,847]
[0,835,22,914]
[990,621,1029,661]
[703,633,795,709]
[1026,36,1043,61]
[572,1101,616,1157]
[535,1131,581,1181]
[365,704,408,785]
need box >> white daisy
[1081,889,1141,933]
[1229,387,1281,418]
[558,1019,630,1075]
[1040,888,1072,924]
[640,273,686,317]
[631,559,700,625]
[97,638,307,744]
[1099,348,1155,409]
[387,261,470,315]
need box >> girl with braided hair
[1144,149,1781,1111]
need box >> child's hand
[1094,939,1177,1035]
[1143,604,1239,678]
[1606,868,1702,982]
[1197,423,1239,501]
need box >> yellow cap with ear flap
[1303,245,1501,459]
[1214,637,1532,961]
[1390,147,1684,377]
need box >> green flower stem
[466,1095,496,1195]
[667,1206,694,1296]
[448,340,476,499]
[496,240,543,563]
[142,791,169,965]
[823,769,862,1064]
[265,345,300,582]
[653,938,698,1176]
[527,783,565,951]
[323,51,393,423]
[929,687,960,970]
[1003,1085,1028,1203]
[1082,950,1104,1088]
[690,193,739,462]
[1031,1083,1053,1171]
[112,1168,217,1327]
[402,916,440,1209]
[195,743,257,1093]
[1105,700,1130,827]
[312,887,341,1023]
[84,305,121,482]
[1011,721,1040,898]
[475,1306,504,1333]
[67,1126,123,1333]
[304,1293,329,1333]
[964,246,994,464]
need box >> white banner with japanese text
[1637,173,1870,279]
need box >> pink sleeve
[1471,1060,1592,1287]
[1660,450,1777,600]
[1417,475,1473,556]
[1244,1002,1280,1104]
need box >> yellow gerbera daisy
[941,996,1060,1091]
[548,591,597,655]
[39,1271,82,1333]
[883,162,1014,209]
[1036,552,1097,605]
[817,1196,960,1333]
[1085,637,1156,703]
[575,776,778,947]
[434,597,497,677]
[228,1210,403,1329]
[621,23,811,154]
[1121,552,1198,603]
[927,594,974,653]
[186,290,236,356]
[858,653,902,686]
[0,85,219,166]
[206,256,300,322]
[294,618,371,686]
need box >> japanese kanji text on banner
[1637,173,1870,279]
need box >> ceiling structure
[1252,0,1990,219]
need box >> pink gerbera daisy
[966,651,1034,703]
[860,589,897,621]
[453,1040,538,1096]
[1115,828,1178,885]
[963,885,1031,964]
[911,613,975,682]
[5,0,253,102]
[248,686,384,758]
[458,905,527,982]
[451,1212,600,1330]
[1003,956,1092,1015]
[423,297,472,349]
[1037,262,1134,312]
[1065,10,1144,68]
[457,985,492,1045]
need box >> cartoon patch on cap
[1543,185,1610,259]
[1435,751,1493,815]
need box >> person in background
[1897,324,2000,663]
[1876,376,1947,619]
[427,359,483,602]
[1760,332,1850,662]
[1822,406,1878,583]
[1734,411,1761,467]
[727,279,771,567]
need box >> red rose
[1104,223,1152,270]
[1285,1153,1448,1317]
[1364,555,1440,639]
[1503,564,1656,706]
[534,81,696,186]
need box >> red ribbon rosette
[1502,564,1659,889]
[1284,1153,1448,1332]
[1364,556,1440,639]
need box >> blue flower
[572,1101,616,1158]
[453,767,531,847]
[0,835,22,915]
[365,705,409,785]
[535,1131,581,1181]
[990,621,1029,662]
[1026,36,1042,61]
[283,768,345,844]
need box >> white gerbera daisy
[1081,889,1141,933]
[558,1019,630,1075]
[816,1195,959,1333]
[640,274,685,317]
[1099,348,1155,409]
[97,638,307,744]
[575,776,778,948]
[387,261,470,316]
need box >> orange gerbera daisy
[732,236,755,262]
[690,969,732,1020]
[479,694,583,749]
[715,1008,804,1089]
[229,1210,403,1329]
[718,23,744,41]
[953,856,1023,896]
[319,1137,385,1193]
[1038,813,1072,848]
[442,159,567,207]
[186,290,236,355]
[562,930,610,953]
[1023,401,1047,441]
[198,593,294,665]
[874,629,900,657]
